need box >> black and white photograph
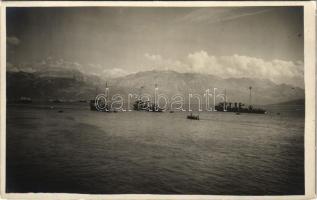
[1,1,316,199]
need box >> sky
[6,6,304,87]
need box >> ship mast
[105,81,109,99]
[224,88,227,111]
[139,86,144,100]
[155,83,158,100]
[249,86,252,107]
[154,83,158,110]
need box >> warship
[215,86,266,114]
[215,102,266,114]
[133,99,163,112]
[90,99,110,111]
[89,82,116,112]
[133,85,163,112]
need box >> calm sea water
[6,103,304,195]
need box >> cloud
[7,36,20,62]
[173,7,273,25]
[145,51,304,88]
[102,68,130,78]
[144,53,188,71]
[144,53,162,61]
[7,36,20,46]
[6,62,19,72]
[7,55,133,80]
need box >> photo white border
[0,1,315,200]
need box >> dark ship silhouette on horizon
[89,83,164,112]
[89,83,266,114]
[132,84,163,112]
[89,82,118,112]
[215,86,266,114]
[215,102,266,114]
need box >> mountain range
[7,65,304,105]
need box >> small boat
[187,113,199,120]
[236,112,240,115]
[169,110,174,113]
